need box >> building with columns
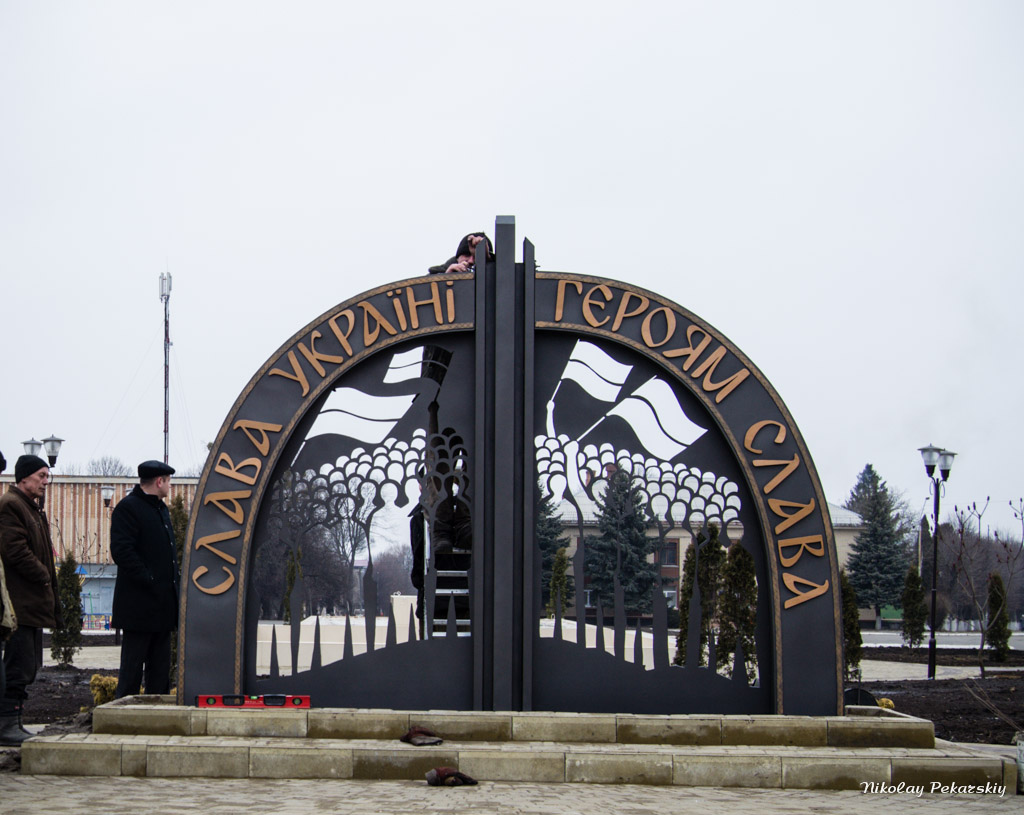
[0,475,198,564]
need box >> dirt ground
[854,646,1024,745]
[8,646,1024,745]
[20,665,119,725]
[859,674,1023,745]
[861,645,1024,668]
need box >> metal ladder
[432,548,471,637]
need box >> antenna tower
[159,271,172,464]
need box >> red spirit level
[196,694,311,708]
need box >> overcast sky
[2,2,1022,536]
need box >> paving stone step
[90,702,937,750]
[20,700,1010,791]
[19,732,1018,792]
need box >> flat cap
[139,460,175,479]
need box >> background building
[0,475,198,565]
[0,475,198,629]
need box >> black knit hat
[455,233,493,260]
[15,454,48,482]
[0,449,6,473]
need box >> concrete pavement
[0,775,1018,814]
[860,630,1024,650]
[12,645,1017,811]
[44,645,122,670]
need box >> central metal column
[473,215,533,710]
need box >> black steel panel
[182,216,841,716]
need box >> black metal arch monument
[179,216,842,715]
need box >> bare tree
[88,456,134,476]
[253,468,378,619]
[370,548,415,616]
[253,471,330,619]
[47,456,131,476]
[944,499,1024,676]
[315,517,367,615]
[921,519,960,629]
[1006,499,1024,629]
[296,526,349,615]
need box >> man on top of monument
[429,232,494,274]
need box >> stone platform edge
[20,734,1017,791]
[89,699,935,749]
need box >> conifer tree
[167,494,189,686]
[840,568,862,681]
[673,540,697,666]
[51,552,83,667]
[547,546,572,616]
[584,469,658,614]
[986,572,1011,662]
[899,565,927,649]
[169,494,188,571]
[696,525,726,665]
[585,468,655,614]
[672,525,725,667]
[717,541,758,683]
[844,464,911,624]
[536,488,566,609]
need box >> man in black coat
[111,460,179,698]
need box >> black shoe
[0,717,29,746]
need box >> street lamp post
[918,444,956,680]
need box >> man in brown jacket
[0,450,16,710]
[0,454,62,746]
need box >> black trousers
[1,626,41,714]
[115,630,172,698]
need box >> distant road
[860,629,1024,649]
